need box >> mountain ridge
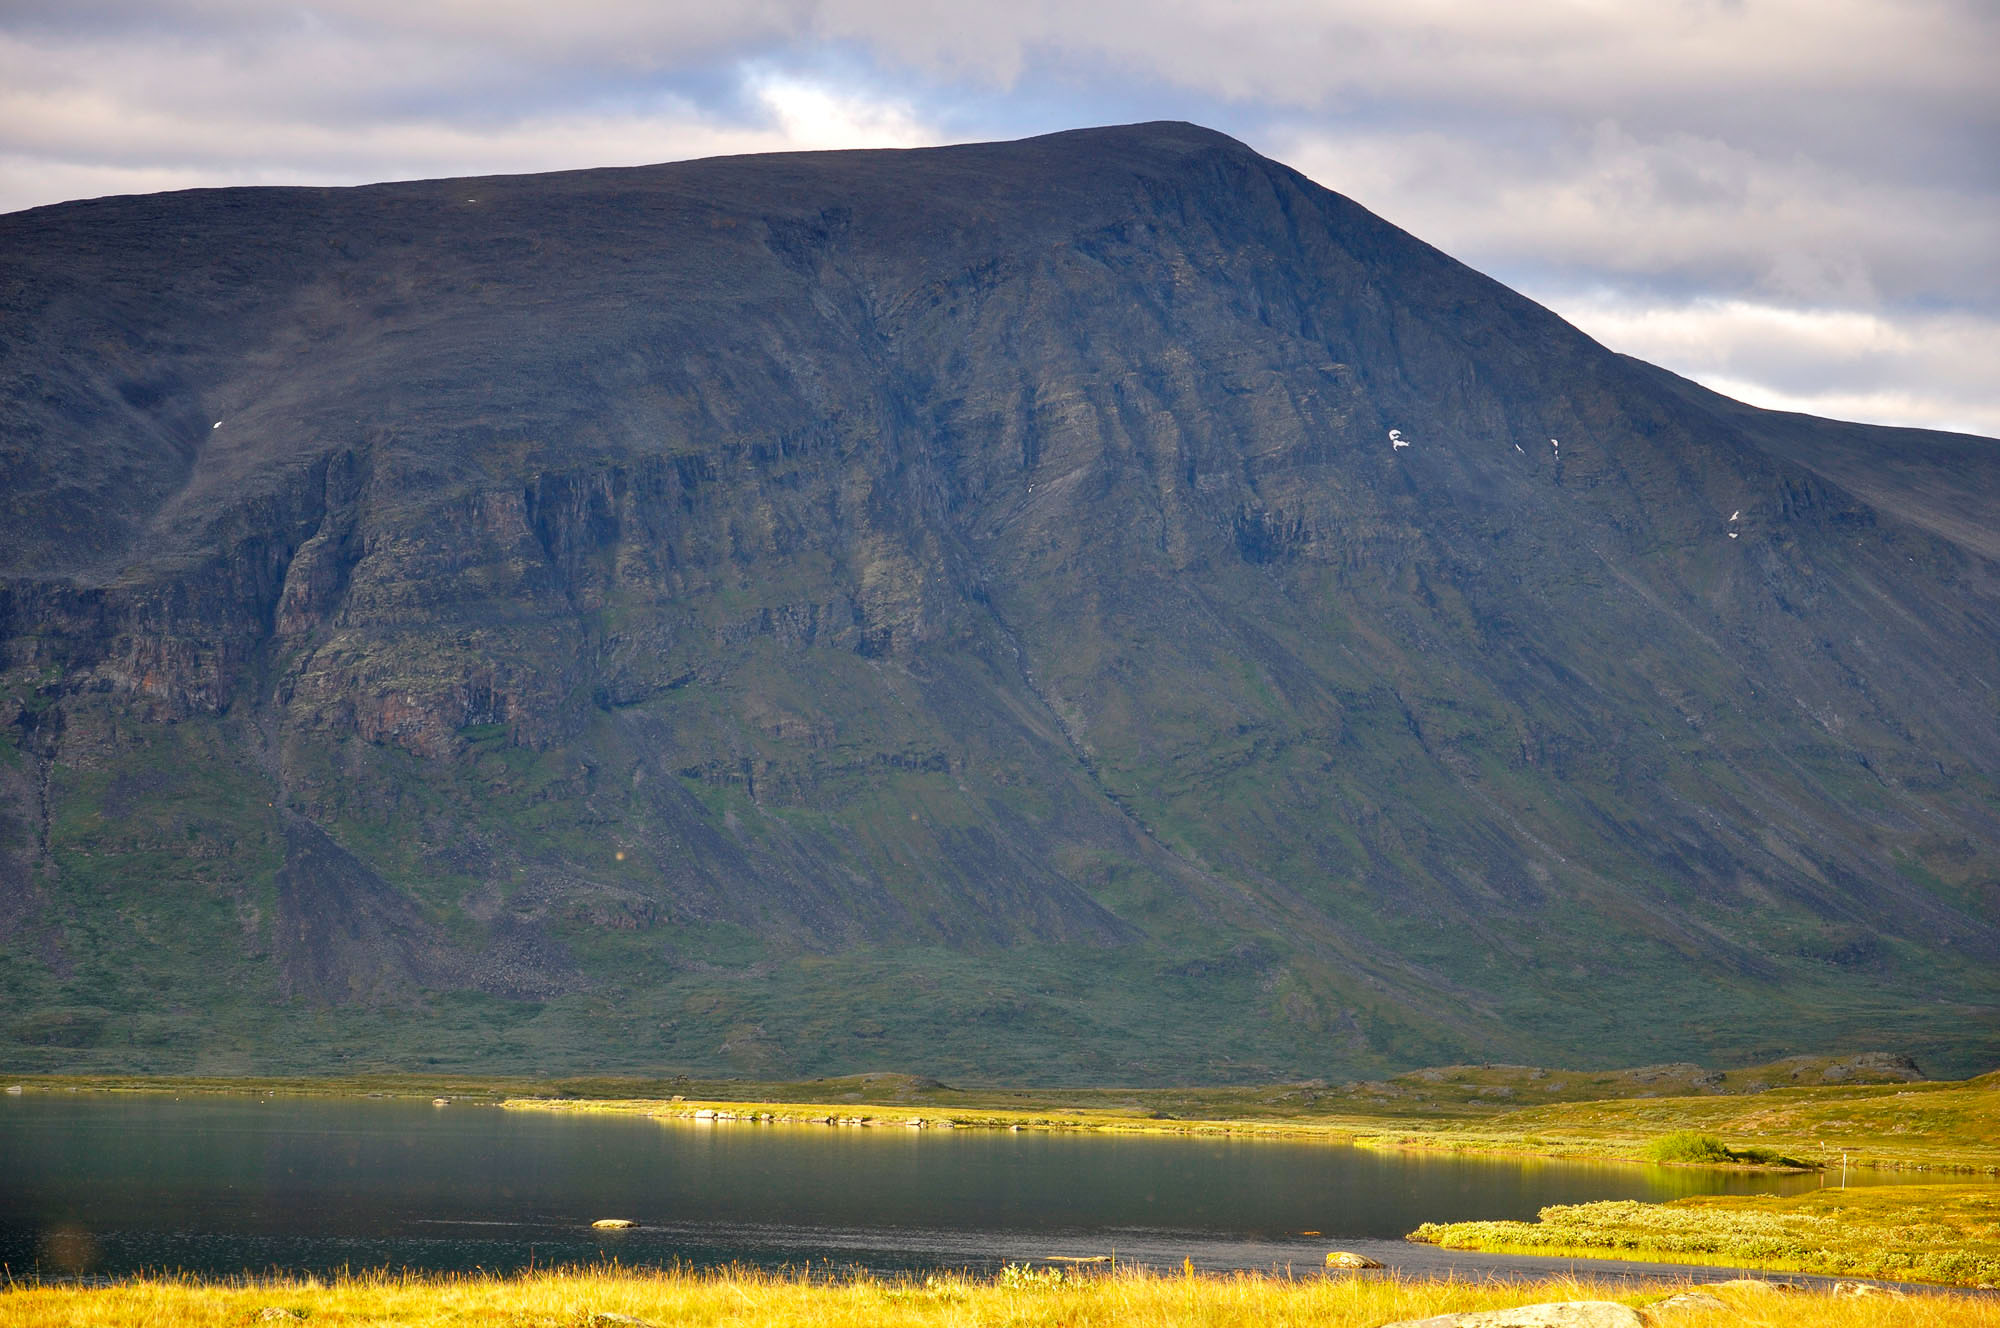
[2,122,1996,1079]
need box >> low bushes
[1644,1131,1733,1164]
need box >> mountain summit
[3,123,1996,1078]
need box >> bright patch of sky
[3,1,1994,436]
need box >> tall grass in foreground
[3,1266,1997,1328]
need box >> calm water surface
[0,1094,1917,1282]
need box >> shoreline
[496,1093,1826,1175]
[10,1068,1997,1174]
[8,1078,1998,1291]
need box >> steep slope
[1,122,1995,1080]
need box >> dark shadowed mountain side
[1,122,1996,1081]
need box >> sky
[4,1,1996,437]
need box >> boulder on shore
[1648,1291,1729,1314]
[1324,1251,1385,1269]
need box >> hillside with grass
[4,123,1999,1079]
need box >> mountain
[2,122,1996,1081]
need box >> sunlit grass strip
[1411,1186,2000,1288]
[5,1266,1997,1328]
[499,1094,1372,1141]
[492,1096,1831,1172]
[502,1070,2000,1174]
[1346,1127,1814,1171]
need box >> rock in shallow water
[1324,1250,1385,1269]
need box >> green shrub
[1000,1264,1068,1288]
[1644,1131,1732,1163]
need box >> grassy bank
[498,1067,2000,1174]
[0,1050,1948,1117]
[497,1090,1382,1141]
[1431,1072,2000,1174]
[1411,1184,2000,1288]
[3,1266,1994,1328]
[11,1059,1998,1173]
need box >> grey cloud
[1552,294,2000,436]
[0,0,1992,434]
[1268,120,2000,309]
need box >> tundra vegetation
[1410,1185,2000,1287]
[4,1265,1998,1328]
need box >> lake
[0,1094,1905,1283]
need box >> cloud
[1544,293,2000,437]
[1261,105,2000,436]
[0,1,1992,434]
[745,69,934,150]
[1266,119,2000,308]
[816,0,1996,155]
[0,28,947,212]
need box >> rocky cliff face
[2,122,1996,1079]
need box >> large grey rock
[1649,1291,1730,1314]
[1326,1250,1386,1269]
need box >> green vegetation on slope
[4,125,1999,1081]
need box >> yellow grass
[1411,1183,2000,1288]
[1451,1072,2000,1174]
[4,1267,1996,1328]
[498,1094,1373,1140]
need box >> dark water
[0,1094,1919,1283]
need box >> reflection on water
[0,1094,1927,1282]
